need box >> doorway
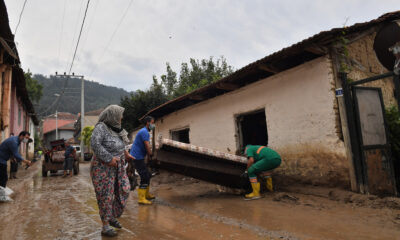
[236,109,268,154]
[342,72,399,196]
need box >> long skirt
[90,157,130,222]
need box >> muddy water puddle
[1,163,399,240]
[0,164,281,240]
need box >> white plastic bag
[0,186,14,202]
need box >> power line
[65,0,85,72]
[56,0,67,69]
[80,0,101,52]
[68,0,91,74]
[88,0,133,78]
[14,0,28,36]
[35,0,91,116]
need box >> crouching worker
[130,116,156,205]
[244,145,281,200]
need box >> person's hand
[124,151,135,160]
[23,160,32,166]
[108,156,120,167]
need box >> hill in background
[34,74,131,118]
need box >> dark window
[236,110,268,154]
[171,128,190,144]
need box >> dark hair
[142,116,154,124]
[19,131,30,137]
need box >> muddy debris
[273,193,300,204]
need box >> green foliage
[121,78,168,133]
[34,132,42,151]
[385,106,400,161]
[154,56,234,99]
[121,56,234,133]
[25,70,43,103]
[82,126,94,150]
[336,28,352,74]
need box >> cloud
[4,0,400,92]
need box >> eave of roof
[13,67,39,125]
[143,11,400,120]
[0,0,20,65]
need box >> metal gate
[341,72,399,196]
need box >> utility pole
[54,72,85,161]
[81,74,85,162]
[55,110,58,139]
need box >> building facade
[144,12,400,193]
[0,1,38,159]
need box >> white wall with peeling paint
[155,56,344,153]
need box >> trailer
[42,139,79,177]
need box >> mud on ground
[0,162,400,240]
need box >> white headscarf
[98,105,130,144]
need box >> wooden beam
[258,64,280,74]
[215,82,240,91]
[188,95,204,101]
[305,45,329,55]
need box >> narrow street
[0,161,400,240]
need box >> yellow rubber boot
[138,188,152,205]
[245,182,261,200]
[266,177,273,192]
[146,186,155,200]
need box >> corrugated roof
[86,108,104,116]
[144,11,400,119]
[44,112,77,120]
[44,122,75,136]
[58,122,76,130]
[0,0,19,65]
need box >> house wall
[84,115,99,127]
[9,85,31,158]
[346,31,396,107]
[44,130,74,149]
[155,56,350,187]
[0,66,12,142]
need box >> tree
[82,126,94,153]
[34,132,42,151]
[121,56,233,133]
[25,70,43,103]
[154,56,234,99]
[121,78,168,134]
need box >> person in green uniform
[244,145,281,200]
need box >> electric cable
[35,0,91,117]
[88,0,133,79]
[14,0,28,36]
[56,0,67,69]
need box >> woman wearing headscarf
[90,105,132,237]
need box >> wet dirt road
[1,162,400,240]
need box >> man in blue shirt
[130,116,155,205]
[63,140,76,178]
[0,131,32,187]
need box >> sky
[4,0,400,92]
